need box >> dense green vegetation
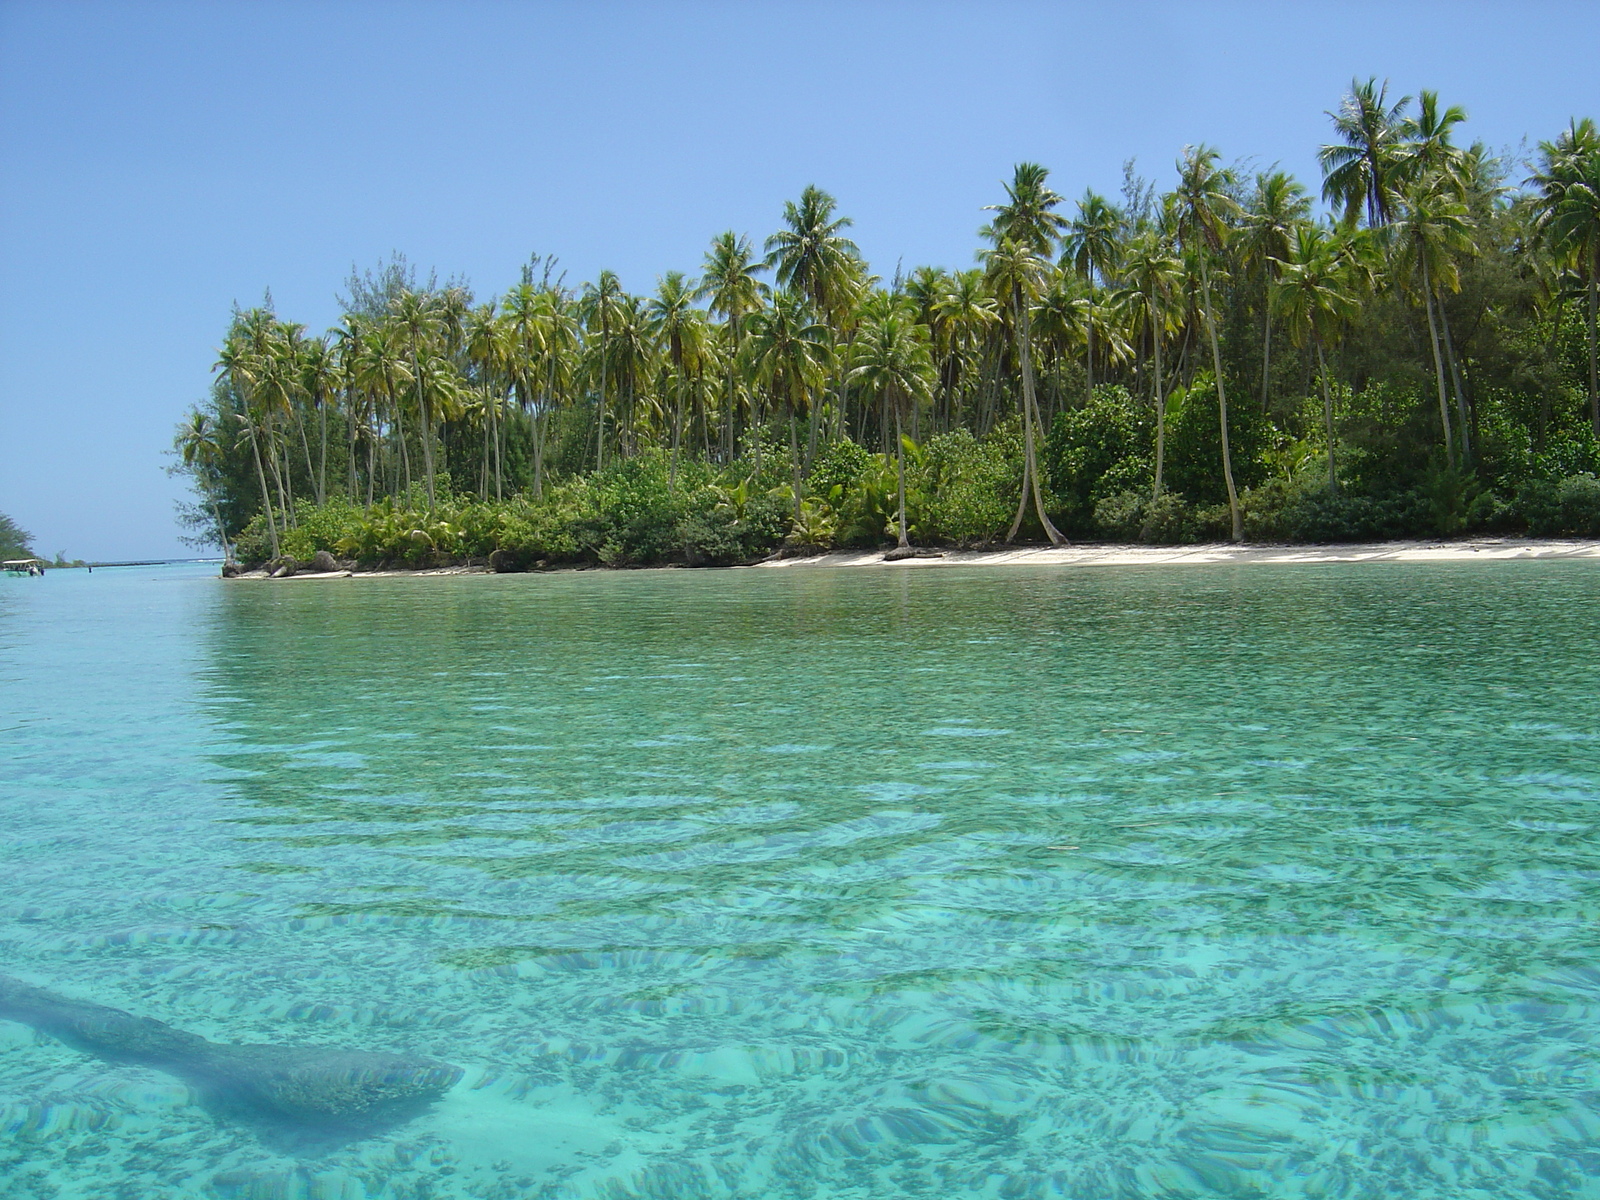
[0,513,35,561]
[174,82,1600,568]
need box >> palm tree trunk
[1151,304,1167,500]
[1588,266,1599,440]
[414,357,436,510]
[893,398,909,547]
[1085,301,1095,403]
[789,413,802,523]
[1005,294,1065,545]
[1201,265,1242,542]
[670,382,684,492]
[1316,339,1339,493]
[316,394,328,506]
[1421,259,1456,469]
[596,340,608,472]
[1260,307,1272,413]
[247,424,281,559]
[1438,302,1472,464]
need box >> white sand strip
[756,538,1600,569]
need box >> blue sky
[2,0,1596,559]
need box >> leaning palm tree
[981,163,1070,545]
[850,308,934,548]
[1320,77,1413,228]
[1172,145,1245,541]
[1272,224,1361,491]
[1530,117,1600,437]
[981,237,1065,545]
[213,330,280,558]
[697,233,767,461]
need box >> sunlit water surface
[2,561,1599,1199]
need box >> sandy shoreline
[228,537,1600,579]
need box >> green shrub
[921,427,1021,544]
[1515,473,1600,536]
[1045,387,1151,534]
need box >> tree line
[175,80,1600,567]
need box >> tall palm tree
[850,308,934,547]
[697,233,767,461]
[1320,77,1412,227]
[1530,117,1600,436]
[1272,225,1360,491]
[580,270,627,469]
[981,163,1069,545]
[648,271,708,488]
[982,237,1064,545]
[390,289,445,507]
[932,269,999,434]
[1118,230,1182,498]
[1241,171,1311,410]
[748,290,830,518]
[214,326,281,558]
[296,333,336,505]
[1062,189,1123,401]
[1173,145,1245,541]
[464,302,509,498]
[1392,176,1476,467]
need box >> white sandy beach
[755,537,1600,570]
[232,537,1600,579]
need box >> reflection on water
[3,562,1600,1197]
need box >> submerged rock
[0,973,462,1124]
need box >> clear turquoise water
[3,560,1600,1199]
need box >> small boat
[3,559,46,577]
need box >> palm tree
[176,409,231,556]
[1320,77,1412,227]
[1118,230,1182,498]
[932,269,999,434]
[1272,225,1360,491]
[1173,145,1245,541]
[296,333,336,505]
[697,233,767,461]
[850,307,934,547]
[982,237,1064,545]
[1240,171,1310,410]
[1530,117,1600,437]
[464,303,509,498]
[748,290,830,519]
[1391,176,1476,467]
[1062,189,1122,401]
[580,270,627,470]
[214,327,281,558]
[981,163,1069,545]
[648,271,708,489]
[390,289,445,507]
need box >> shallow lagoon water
[2,560,1599,1198]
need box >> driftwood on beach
[0,973,462,1124]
